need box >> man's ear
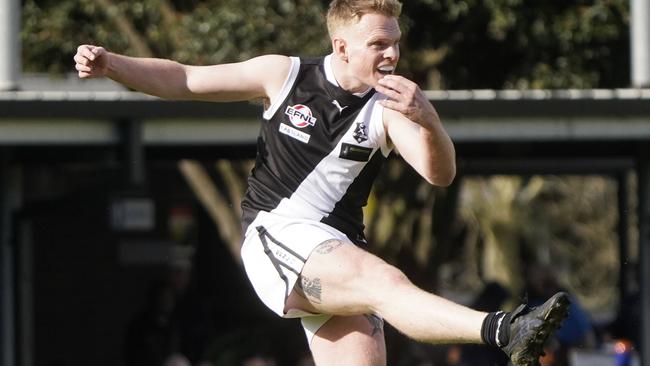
[332,37,348,62]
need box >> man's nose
[384,44,399,60]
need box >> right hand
[74,45,109,78]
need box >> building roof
[2,80,650,156]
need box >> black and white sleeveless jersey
[241,55,392,244]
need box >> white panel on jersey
[369,93,392,158]
[323,54,338,86]
[271,93,391,220]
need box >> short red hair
[327,0,402,37]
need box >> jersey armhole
[263,57,300,120]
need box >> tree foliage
[454,175,620,313]
[23,0,330,73]
[399,0,629,89]
[23,0,629,89]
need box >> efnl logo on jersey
[280,104,317,143]
[285,104,317,128]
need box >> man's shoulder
[298,56,325,66]
[252,54,325,77]
[251,54,293,67]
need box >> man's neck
[329,54,371,95]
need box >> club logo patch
[353,122,369,143]
[285,104,317,129]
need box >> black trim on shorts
[256,226,307,298]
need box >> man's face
[337,13,401,90]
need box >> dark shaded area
[15,162,309,366]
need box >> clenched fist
[74,45,109,78]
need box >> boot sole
[511,292,571,366]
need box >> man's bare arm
[376,75,456,187]
[74,45,291,103]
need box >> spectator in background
[124,278,180,366]
[167,259,215,364]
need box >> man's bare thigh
[285,239,394,316]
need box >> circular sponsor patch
[286,104,316,128]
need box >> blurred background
[1,0,650,365]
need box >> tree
[22,0,330,73]
[399,0,630,89]
[23,0,630,89]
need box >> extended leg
[286,240,486,344]
[286,240,569,366]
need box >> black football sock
[481,311,512,347]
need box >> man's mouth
[377,65,395,75]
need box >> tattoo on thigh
[364,314,384,337]
[299,276,322,303]
[315,239,343,254]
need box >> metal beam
[0,119,119,145]
[446,117,650,142]
[143,119,260,145]
[6,90,650,120]
[1,116,650,147]
[458,158,635,176]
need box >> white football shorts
[240,210,351,342]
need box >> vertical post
[122,119,145,187]
[17,219,33,366]
[0,150,15,366]
[618,172,631,306]
[0,0,20,91]
[631,0,650,87]
[639,149,650,366]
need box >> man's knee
[340,250,412,294]
[363,261,411,294]
[319,241,398,279]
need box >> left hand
[375,75,439,129]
